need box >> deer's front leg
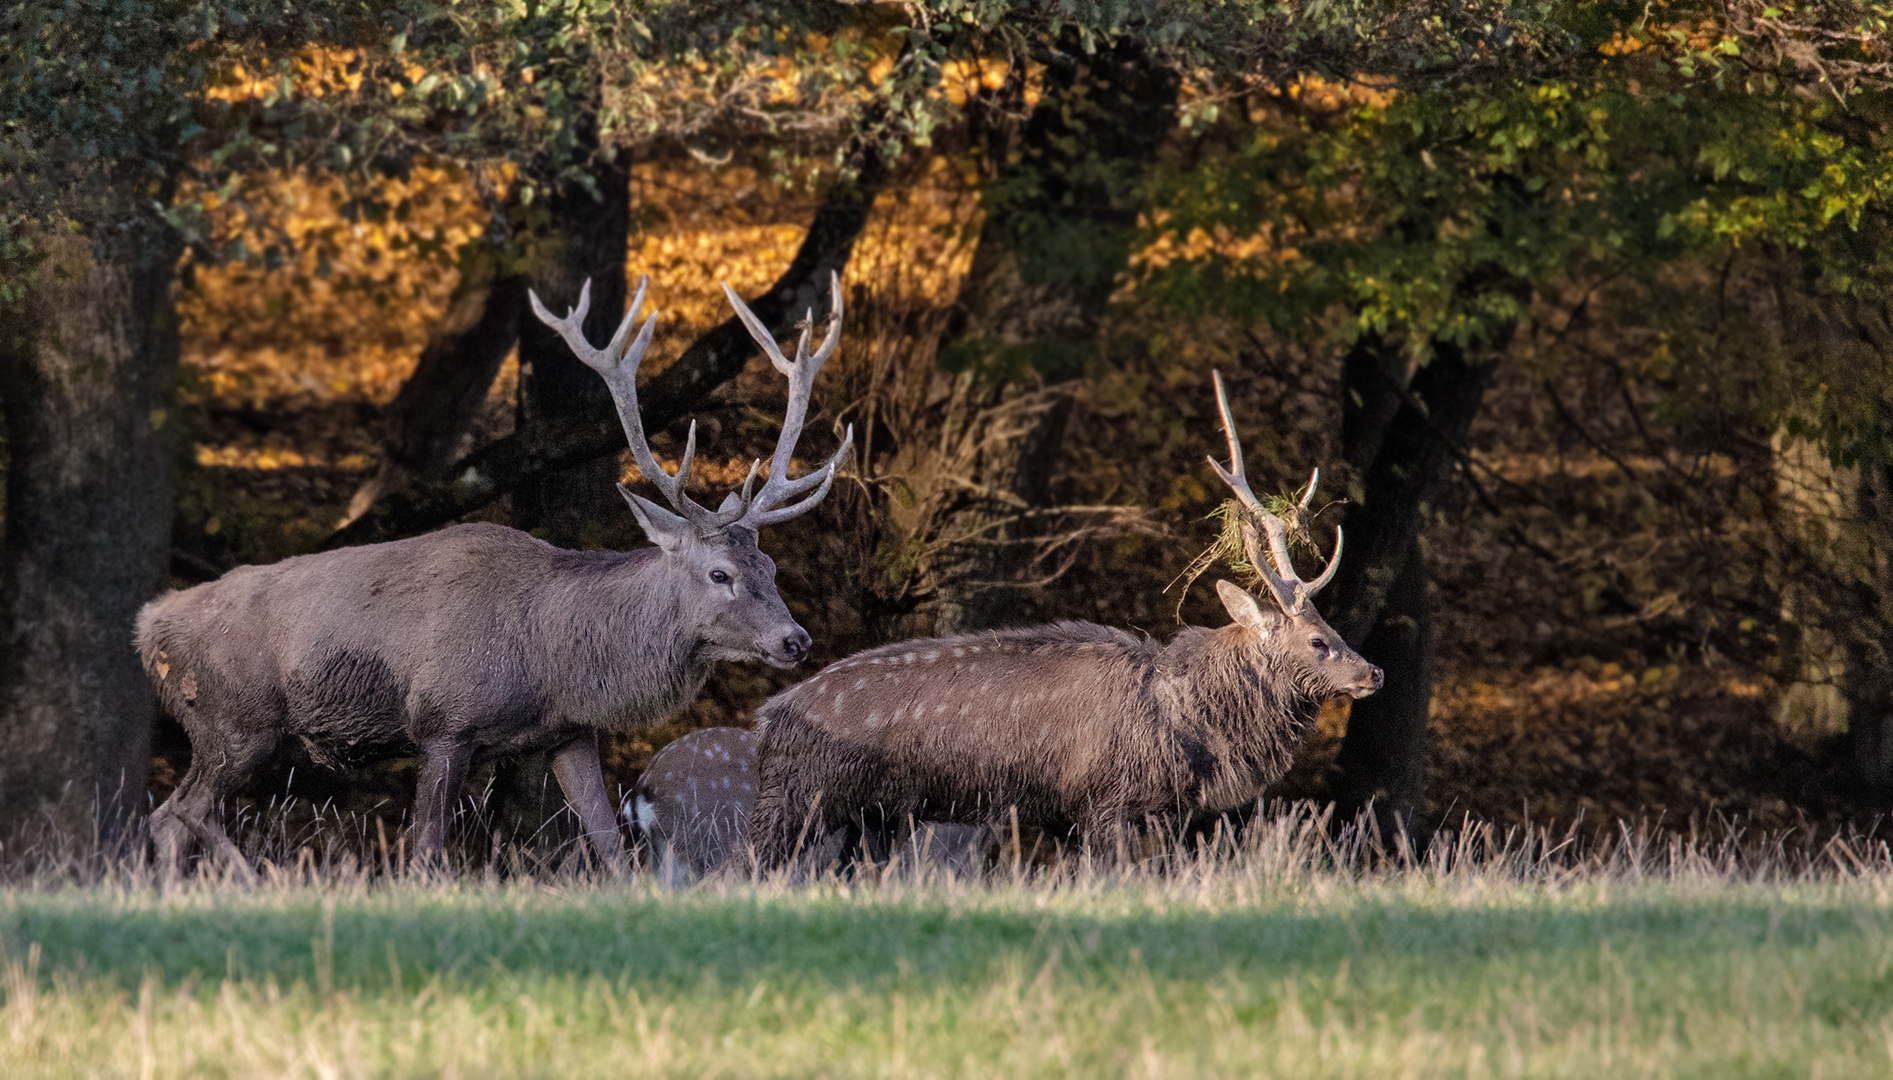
[414,738,473,871]
[551,733,629,876]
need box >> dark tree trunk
[511,158,635,549]
[0,227,179,840]
[929,37,1179,634]
[340,255,524,527]
[1321,333,1496,828]
[484,154,635,848]
[1326,537,1433,822]
[324,147,890,550]
[1840,462,1893,801]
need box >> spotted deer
[626,727,759,883]
[627,727,999,882]
[137,274,853,877]
[749,371,1383,870]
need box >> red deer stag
[138,274,852,877]
[749,371,1381,870]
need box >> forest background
[3,0,1891,857]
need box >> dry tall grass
[4,804,1892,1077]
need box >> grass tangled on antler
[1167,476,1341,615]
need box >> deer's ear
[1216,580,1282,638]
[619,483,693,553]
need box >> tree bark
[928,37,1179,634]
[1321,334,1496,827]
[322,147,890,550]
[512,155,635,548]
[339,257,524,527]
[0,227,179,840]
[1840,461,1893,802]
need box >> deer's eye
[710,569,732,585]
[1310,638,1329,656]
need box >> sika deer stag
[749,371,1382,870]
[138,274,852,877]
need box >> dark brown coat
[750,581,1381,868]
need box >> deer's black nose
[1369,665,1385,690]
[782,630,810,664]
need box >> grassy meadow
[4,810,1893,1078]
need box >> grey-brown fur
[139,272,853,879]
[627,727,760,883]
[749,582,1382,869]
[628,726,997,882]
[138,519,809,876]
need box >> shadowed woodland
[3,0,1893,863]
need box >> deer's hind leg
[153,706,279,883]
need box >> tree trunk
[928,37,1178,634]
[1841,461,1893,802]
[1321,334,1496,828]
[511,157,635,549]
[340,255,524,527]
[1326,537,1433,824]
[0,227,179,841]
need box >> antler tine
[720,272,850,527]
[1207,370,1265,514]
[801,272,845,371]
[1237,518,1305,617]
[746,425,854,527]
[1284,468,1342,598]
[1305,525,1344,595]
[529,275,714,527]
[1208,370,1348,613]
[720,280,793,375]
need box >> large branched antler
[717,271,855,529]
[528,275,721,533]
[1206,370,1342,616]
[528,272,854,538]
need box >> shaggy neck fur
[530,547,711,730]
[1160,624,1326,812]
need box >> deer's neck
[1164,626,1325,812]
[532,550,710,731]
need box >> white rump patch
[634,796,658,835]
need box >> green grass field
[4,813,1892,1078]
